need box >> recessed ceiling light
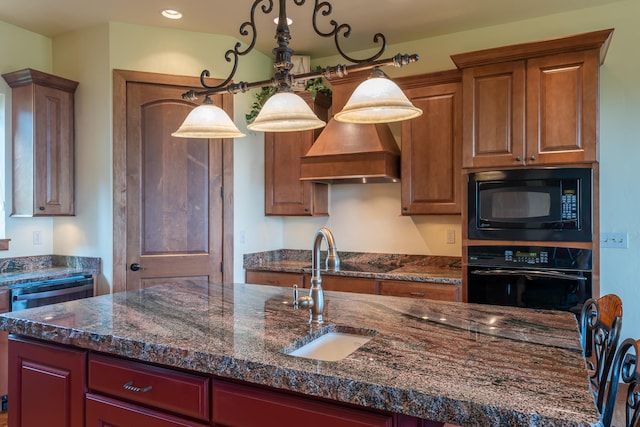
[273,17,293,25]
[162,9,183,20]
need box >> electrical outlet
[446,229,456,244]
[600,232,628,248]
[33,230,43,245]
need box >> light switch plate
[600,232,628,248]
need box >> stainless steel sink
[283,326,378,362]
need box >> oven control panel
[468,245,592,270]
[504,250,549,265]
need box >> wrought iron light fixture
[172,0,422,138]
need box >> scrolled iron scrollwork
[191,0,391,97]
[199,0,275,91]
[311,0,386,63]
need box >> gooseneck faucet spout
[308,227,340,324]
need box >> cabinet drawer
[321,275,375,294]
[88,354,210,422]
[86,393,209,427]
[246,271,304,287]
[213,380,393,427]
[378,280,461,302]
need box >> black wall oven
[468,167,592,242]
[467,245,592,314]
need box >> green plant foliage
[304,67,332,99]
[245,86,278,124]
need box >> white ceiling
[0,0,621,58]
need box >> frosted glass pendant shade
[172,103,245,138]
[334,76,423,124]
[247,92,326,132]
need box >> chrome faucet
[293,227,340,324]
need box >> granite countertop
[0,255,101,289]
[0,280,598,426]
[244,250,462,285]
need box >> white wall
[0,21,55,257]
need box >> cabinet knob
[530,155,537,161]
[515,156,522,162]
[39,206,45,211]
[130,263,142,271]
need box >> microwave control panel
[561,192,578,220]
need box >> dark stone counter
[0,280,598,426]
[244,250,462,285]
[0,255,101,289]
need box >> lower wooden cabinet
[8,335,86,427]
[246,270,461,302]
[8,337,424,427]
[86,394,209,427]
[213,380,394,427]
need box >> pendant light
[172,96,245,138]
[334,68,423,124]
[247,91,326,132]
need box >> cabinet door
[33,84,75,215]
[264,131,328,216]
[461,61,526,168]
[246,271,305,288]
[401,81,462,214]
[213,380,393,427]
[86,394,208,427]
[264,92,329,216]
[378,280,461,302]
[526,50,600,165]
[8,336,86,427]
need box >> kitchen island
[0,280,599,426]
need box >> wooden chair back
[581,294,623,412]
[600,338,639,427]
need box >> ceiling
[0,0,620,58]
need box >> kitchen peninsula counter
[244,250,462,285]
[0,281,598,426]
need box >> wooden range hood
[299,118,401,184]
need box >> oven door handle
[470,269,587,281]
[12,283,94,302]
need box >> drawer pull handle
[409,292,425,297]
[123,381,153,393]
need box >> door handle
[130,263,142,271]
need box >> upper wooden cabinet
[451,28,613,169]
[264,91,330,216]
[3,68,78,216]
[398,70,462,214]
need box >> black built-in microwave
[468,168,592,242]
